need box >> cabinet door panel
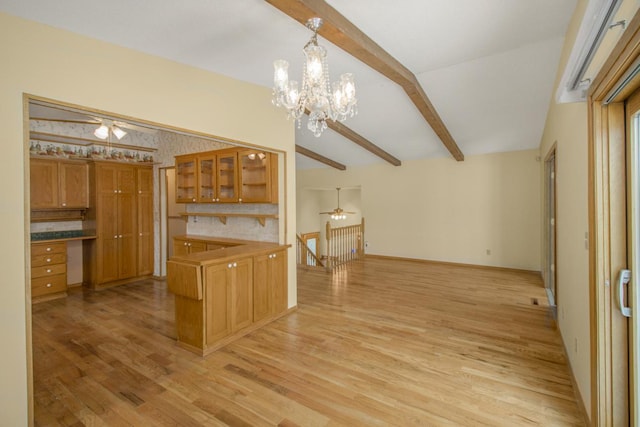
[173,239,189,257]
[271,250,288,313]
[30,159,59,208]
[217,153,238,202]
[136,167,154,276]
[198,155,216,202]
[98,193,118,238]
[119,235,137,280]
[233,258,253,331]
[99,237,119,283]
[239,149,271,203]
[190,241,208,253]
[176,156,197,203]
[59,161,88,208]
[118,166,137,194]
[205,264,231,343]
[253,254,271,322]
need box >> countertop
[31,230,97,243]
[170,234,289,266]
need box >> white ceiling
[0,0,578,169]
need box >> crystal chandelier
[272,17,357,137]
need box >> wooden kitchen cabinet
[203,259,253,343]
[31,241,67,301]
[175,155,197,203]
[30,158,88,209]
[253,248,287,322]
[84,162,152,288]
[167,242,288,355]
[137,167,154,276]
[216,150,238,202]
[168,255,254,353]
[173,237,208,256]
[175,148,277,204]
[238,149,278,203]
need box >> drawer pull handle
[46,258,51,263]
[228,263,233,269]
[46,248,52,252]
[46,283,52,288]
[46,269,51,273]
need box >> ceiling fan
[320,188,355,220]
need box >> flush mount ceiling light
[94,119,127,140]
[272,17,357,137]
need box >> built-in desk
[167,236,290,355]
[30,230,96,303]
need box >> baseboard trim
[364,254,541,276]
[558,328,591,425]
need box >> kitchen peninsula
[167,235,290,355]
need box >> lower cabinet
[173,238,208,256]
[167,246,288,355]
[31,241,67,301]
[253,248,287,322]
[204,258,253,343]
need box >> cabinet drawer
[31,274,66,297]
[31,263,67,279]
[31,253,66,267]
[31,242,66,256]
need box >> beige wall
[297,187,362,257]
[539,0,591,417]
[297,149,541,270]
[0,12,296,424]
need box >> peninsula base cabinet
[167,247,289,355]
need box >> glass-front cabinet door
[239,149,271,203]
[175,155,197,203]
[198,154,217,202]
[217,151,238,202]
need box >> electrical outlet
[365,241,369,249]
[574,338,578,353]
[486,249,491,255]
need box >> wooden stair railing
[326,218,365,270]
[296,234,324,268]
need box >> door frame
[544,144,558,310]
[588,9,640,425]
[300,231,320,259]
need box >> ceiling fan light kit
[320,187,356,220]
[272,17,357,137]
[93,119,127,140]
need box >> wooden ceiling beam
[265,0,464,161]
[324,117,401,166]
[295,145,346,170]
[303,109,401,166]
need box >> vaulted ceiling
[0,0,577,169]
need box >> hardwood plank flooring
[32,257,584,426]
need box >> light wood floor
[32,257,585,426]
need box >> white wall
[539,0,590,416]
[297,149,541,270]
[0,12,295,424]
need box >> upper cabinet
[238,149,278,204]
[175,148,276,204]
[31,158,88,209]
[216,150,238,203]
[175,155,197,203]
